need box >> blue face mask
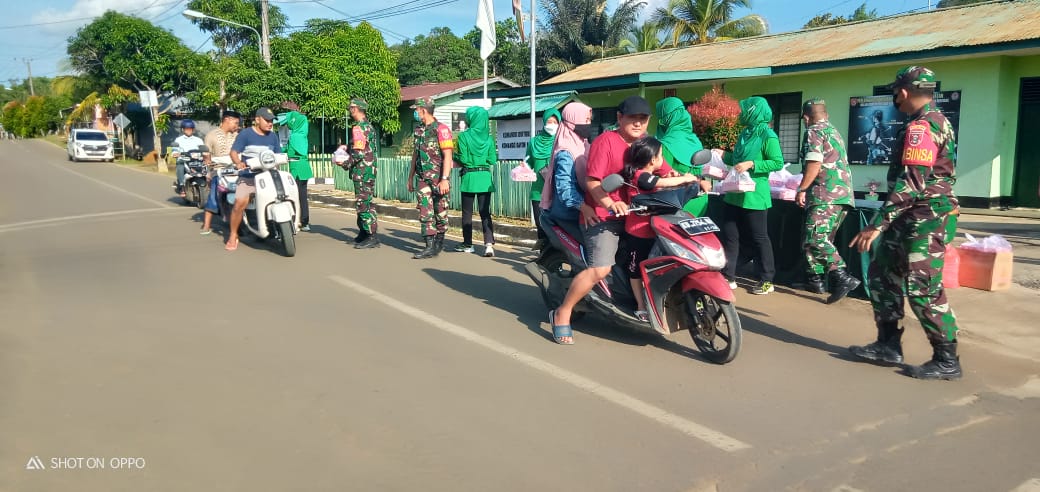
[413,110,421,122]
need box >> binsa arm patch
[437,125,454,150]
[902,121,938,167]
[351,126,367,150]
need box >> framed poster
[496,118,540,160]
[848,90,962,165]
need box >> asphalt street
[1,139,1038,492]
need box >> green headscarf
[734,96,776,163]
[654,97,703,173]
[279,111,313,181]
[528,108,562,162]
[457,106,494,167]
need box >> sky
[0,0,936,88]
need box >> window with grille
[756,92,803,163]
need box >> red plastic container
[943,244,960,289]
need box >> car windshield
[77,132,108,141]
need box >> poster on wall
[496,118,541,161]
[847,90,961,165]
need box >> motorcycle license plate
[677,217,720,236]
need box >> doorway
[1013,77,1040,208]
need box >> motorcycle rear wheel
[536,249,583,321]
[194,182,206,209]
[682,292,741,364]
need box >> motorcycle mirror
[691,149,712,166]
[602,174,625,193]
[197,145,210,153]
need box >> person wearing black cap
[225,107,281,251]
[548,95,683,345]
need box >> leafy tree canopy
[651,0,766,47]
[396,27,483,86]
[463,18,531,84]
[539,0,646,73]
[802,2,878,29]
[185,0,288,53]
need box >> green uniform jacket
[457,107,497,193]
[722,137,785,210]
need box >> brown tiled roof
[400,79,488,102]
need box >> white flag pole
[529,0,536,140]
[484,59,488,102]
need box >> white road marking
[328,274,751,453]
[46,160,173,208]
[1010,478,1040,492]
[934,415,993,436]
[0,208,176,233]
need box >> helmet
[181,119,196,129]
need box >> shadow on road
[736,306,864,363]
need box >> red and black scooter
[525,150,741,364]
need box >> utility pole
[22,58,34,96]
[260,0,272,67]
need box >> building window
[757,92,802,163]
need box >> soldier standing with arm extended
[796,98,860,303]
[407,96,454,259]
[849,66,962,380]
[348,98,380,249]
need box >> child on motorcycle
[620,137,699,321]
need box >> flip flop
[225,238,239,251]
[549,309,575,345]
[199,229,212,235]
[634,310,650,322]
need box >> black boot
[908,341,962,380]
[412,235,436,259]
[849,321,904,365]
[826,267,862,304]
[355,233,380,249]
[354,230,369,244]
[805,274,826,294]
[431,232,445,257]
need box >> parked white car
[67,129,114,162]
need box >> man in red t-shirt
[548,96,676,345]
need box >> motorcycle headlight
[658,235,727,270]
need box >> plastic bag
[785,174,804,190]
[700,152,729,179]
[510,165,536,182]
[770,186,796,201]
[769,164,793,187]
[715,169,756,193]
[332,145,350,167]
[960,233,1013,253]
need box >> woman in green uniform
[526,108,561,250]
[655,97,710,217]
[454,106,499,257]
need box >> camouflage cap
[802,97,826,114]
[409,96,435,110]
[350,97,368,110]
[885,65,937,90]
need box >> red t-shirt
[624,169,658,238]
[584,130,672,222]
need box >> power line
[0,1,181,30]
[311,1,411,41]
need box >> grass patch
[41,135,66,148]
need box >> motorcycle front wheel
[277,221,296,257]
[682,291,741,364]
[194,182,206,209]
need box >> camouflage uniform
[350,118,379,235]
[801,117,855,276]
[412,113,452,237]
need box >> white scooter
[211,145,300,257]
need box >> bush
[687,86,742,151]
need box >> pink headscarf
[540,102,592,210]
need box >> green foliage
[539,0,646,73]
[620,21,666,53]
[1,95,71,137]
[396,27,483,86]
[185,0,288,53]
[687,86,742,151]
[802,2,878,28]
[651,0,766,47]
[462,18,531,84]
[67,10,209,93]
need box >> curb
[309,191,540,247]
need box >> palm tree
[539,0,646,73]
[651,0,767,47]
[620,20,666,53]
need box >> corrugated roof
[487,91,579,118]
[544,0,1040,85]
[400,78,518,102]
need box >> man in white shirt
[172,119,206,196]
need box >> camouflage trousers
[804,203,849,275]
[415,183,449,236]
[353,178,377,234]
[868,214,959,343]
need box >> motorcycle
[524,149,741,364]
[211,145,300,257]
[172,145,210,208]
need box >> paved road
[2,139,1038,492]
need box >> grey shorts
[235,177,256,200]
[584,219,625,268]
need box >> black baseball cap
[255,107,276,121]
[617,96,651,116]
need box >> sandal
[225,238,239,251]
[548,309,575,345]
[634,310,650,322]
[199,228,212,235]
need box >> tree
[802,2,878,28]
[620,21,666,53]
[463,18,531,84]
[539,0,646,74]
[687,85,741,150]
[396,27,483,86]
[185,0,287,53]
[651,0,767,47]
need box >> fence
[303,154,535,219]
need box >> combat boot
[805,274,826,294]
[431,232,445,257]
[826,267,862,304]
[354,230,369,244]
[908,341,962,380]
[849,321,904,365]
[412,235,436,259]
[355,233,380,249]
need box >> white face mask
[543,123,559,136]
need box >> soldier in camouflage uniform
[849,66,962,380]
[795,98,860,304]
[348,98,380,249]
[407,96,454,259]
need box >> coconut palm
[620,20,666,53]
[539,0,646,73]
[651,0,767,47]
